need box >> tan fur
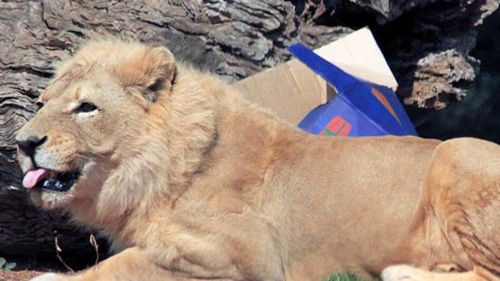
[17,39,500,281]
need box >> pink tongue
[22,169,49,189]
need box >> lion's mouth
[22,168,80,192]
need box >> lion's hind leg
[418,138,500,277]
[382,265,499,281]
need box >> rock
[209,22,273,62]
[373,0,499,109]
[404,50,479,109]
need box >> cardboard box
[232,27,415,137]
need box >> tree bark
[0,0,498,258]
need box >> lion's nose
[17,135,47,157]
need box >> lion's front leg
[29,247,235,281]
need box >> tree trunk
[0,0,498,258]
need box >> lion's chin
[29,184,76,210]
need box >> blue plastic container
[288,44,417,137]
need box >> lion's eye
[75,102,98,113]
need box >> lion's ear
[140,46,176,102]
[117,46,176,103]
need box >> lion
[15,39,500,281]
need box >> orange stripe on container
[371,87,400,123]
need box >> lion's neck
[71,67,219,239]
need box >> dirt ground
[0,270,44,281]
[0,255,96,281]
[0,259,62,281]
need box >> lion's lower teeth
[42,178,71,191]
[43,179,61,189]
[37,171,79,191]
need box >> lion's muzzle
[17,135,47,158]
[16,134,81,192]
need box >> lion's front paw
[381,265,424,281]
[29,273,65,281]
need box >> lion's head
[16,39,181,213]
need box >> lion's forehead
[42,81,71,101]
[42,76,104,104]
